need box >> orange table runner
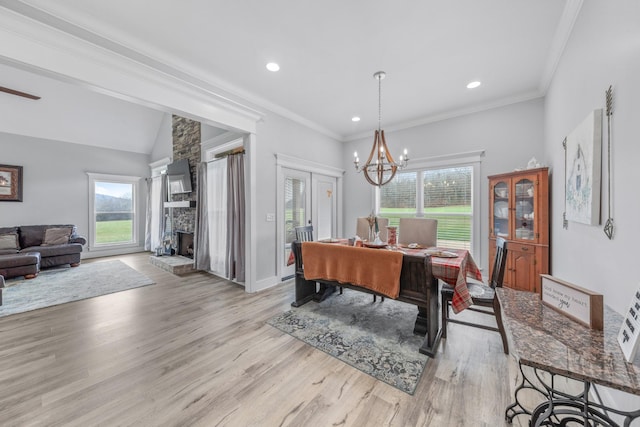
[301,241,403,298]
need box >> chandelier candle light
[353,71,409,186]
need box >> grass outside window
[96,220,133,244]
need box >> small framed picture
[0,164,23,202]
[618,284,640,362]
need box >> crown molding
[538,0,584,93]
[0,1,342,140]
[0,3,263,133]
[343,91,544,142]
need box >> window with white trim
[377,152,482,256]
[87,173,141,251]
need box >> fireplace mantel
[164,200,196,208]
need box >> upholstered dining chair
[295,225,314,242]
[355,217,389,242]
[440,237,509,354]
[397,218,438,247]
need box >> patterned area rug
[268,290,429,394]
[0,260,154,317]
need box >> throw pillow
[42,227,72,246]
[0,232,18,250]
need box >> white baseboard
[81,246,146,259]
[253,275,280,293]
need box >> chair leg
[493,296,509,354]
[339,287,343,294]
[373,294,377,302]
[441,293,449,339]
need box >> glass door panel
[282,169,311,279]
[492,180,509,238]
[514,178,534,240]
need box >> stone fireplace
[169,115,200,239]
[149,115,200,275]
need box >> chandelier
[353,71,408,186]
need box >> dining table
[290,239,482,356]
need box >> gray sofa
[0,225,86,279]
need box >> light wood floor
[0,253,536,426]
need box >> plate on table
[401,243,424,249]
[425,249,458,258]
[363,242,387,249]
[320,238,341,243]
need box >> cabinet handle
[521,246,529,251]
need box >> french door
[279,166,338,280]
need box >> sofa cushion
[20,243,83,257]
[0,232,19,250]
[42,227,73,246]
[19,226,45,248]
[0,226,18,235]
[0,249,19,255]
[19,225,77,248]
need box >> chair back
[489,237,508,289]
[355,217,389,242]
[295,225,314,242]
[398,218,438,247]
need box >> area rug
[267,290,429,394]
[0,260,154,317]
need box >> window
[87,173,141,251]
[378,151,482,256]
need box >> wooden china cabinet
[488,167,549,293]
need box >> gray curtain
[144,178,152,251]
[195,162,210,270]
[226,153,245,282]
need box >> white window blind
[379,166,474,250]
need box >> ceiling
[0,0,578,154]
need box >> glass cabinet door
[514,178,535,240]
[492,180,509,238]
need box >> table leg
[415,305,442,357]
[291,275,316,307]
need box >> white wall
[544,1,640,315]
[343,98,545,270]
[149,112,173,162]
[0,133,150,256]
[543,1,640,414]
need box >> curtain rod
[214,147,245,158]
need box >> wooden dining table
[290,239,482,356]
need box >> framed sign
[0,164,23,202]
[618,285,640,362]
[541,274,603,330]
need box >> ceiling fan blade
[0,86,41,100]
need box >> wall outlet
[266,213,275,222]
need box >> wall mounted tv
[166,159,192,195]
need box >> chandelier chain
[378,74,382,132]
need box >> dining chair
[295,225,314,242]
[397,218,438,247]
[355,217,389,242]
[440,237,509,354]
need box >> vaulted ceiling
[0,0,578,154]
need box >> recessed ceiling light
[266,62,280,72]
[467,81,481,89]
[351,116,361,122]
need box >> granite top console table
[497,287,640,426]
